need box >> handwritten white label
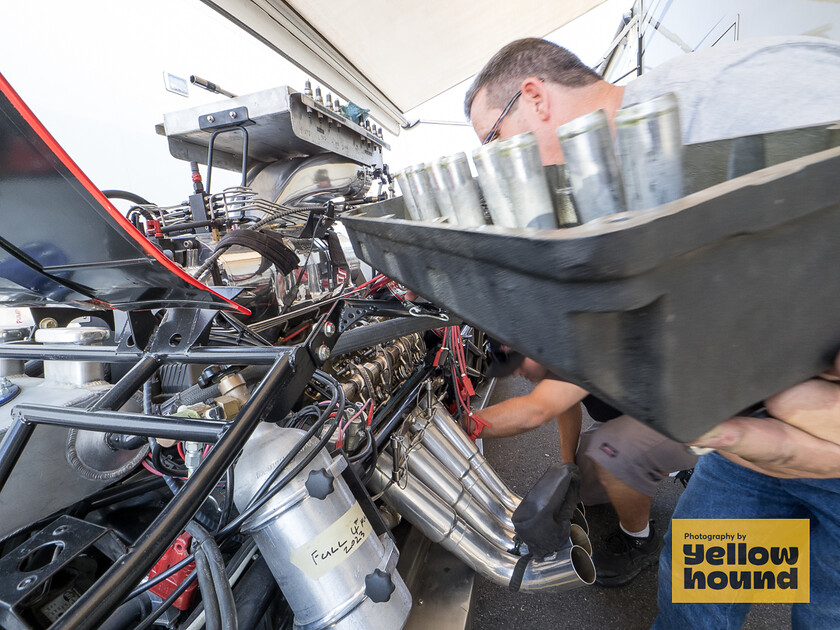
[289,502,373,580]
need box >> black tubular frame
[0,303,342,630]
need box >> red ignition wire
[280,323,311,344]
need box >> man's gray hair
[464,38,601,119]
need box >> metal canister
[497,132,557,229]
[472,143,518,228]
[393,168,422,221]
[556,109,626,223]
[545,164,580,227]
[235,424,412,630]
[403,163,441,221]
[615,92,683,211]
[425,159,460,223]
[438,152,486,226]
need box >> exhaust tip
[571,545,597,585]
[571,507,589,535]
[569,523,592,556]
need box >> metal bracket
[0,516,125,630]
[339,299,449,332]
[116,310,159,353]
[147,308,216,356]
[198,106,253,131]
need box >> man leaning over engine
[477,350,695,587]
[465,36,840,629]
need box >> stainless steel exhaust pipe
[402,436,592,557]
[369,459,595,592]
[572,507,589,535]
[569,523,592,556]
[410,407,592,543]
[427,405,522,512]
[403,444,518,550]
[408,414,516,529]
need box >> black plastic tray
[343,145,840,442]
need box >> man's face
[469,85,565,166]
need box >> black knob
[305,468,334,500]
[365,569,395,603]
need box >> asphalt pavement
[471,375,791,630]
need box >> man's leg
[582,416,697,586]
[594,462,653,532]
[653,453,805,630]
[786,476,840,629]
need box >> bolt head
[324,322,336,337]
[207,115,215,123]
[229,111,237,119]
[17,576,37,590]
[317,345,331,361]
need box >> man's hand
[690,351,840,478]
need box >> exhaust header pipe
[369,458,595,593]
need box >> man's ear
[520,77,551,122]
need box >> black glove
[512,462,581,560]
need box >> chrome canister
[403,163,441,221]
[393,168,422,221]
[472,143,518,228]
[425,159,460,223]
[436,153,486,226]
[546,164,580,227]
[615,92,683,211]
[497,132,557,229]
[556,109,626,223]
[235,424,412,630]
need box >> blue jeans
[653,453,840,630]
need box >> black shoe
[592,521,663,587]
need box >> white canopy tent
[201,0,606,134]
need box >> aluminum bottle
[615,92,684,211]
[556,109,626,223]
[425,159,460,223]
[437,152,486,226]
[472,143,518,228]
[393,168,422,221]
[235,424,412,630]
[497,132,557,229]
[403,163,441,220]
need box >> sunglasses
[480,79,544,145]
[481,90,522,145]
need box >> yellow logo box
[671,519,809,603]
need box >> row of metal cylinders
[395,92,683,229]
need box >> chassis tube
[89,354,159,412]
[0,344,290,365]
[51,351,299,630]
[12,405,224,443]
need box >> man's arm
[691,350,840,478]
[556,403,582,463]
[479,379,587,442]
